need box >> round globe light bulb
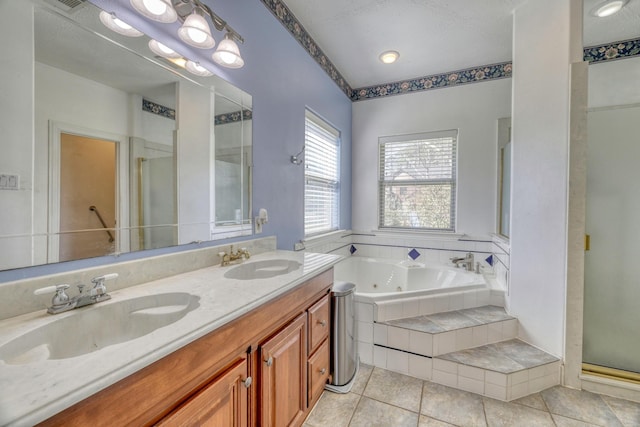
[142,0,167,16]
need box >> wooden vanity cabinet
[259,313,308,427]
[307,294,331,407]
[38,268,333,427]
[157,356,249,427]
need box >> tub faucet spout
[450,252,474,271]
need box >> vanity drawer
[308,294,330,354]
[308,338,330,407]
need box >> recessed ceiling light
[591,0,628,17]
[379,50,400,64]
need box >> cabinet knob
[265,357,273,367]
[318,320,327,327]
[243,377,252,388]
[320,368,326,374]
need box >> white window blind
[305,111,340,237]
[379,130,457,232]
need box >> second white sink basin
[224,259,302,280]
[0,292,200,365]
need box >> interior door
[59,133,116,262]
[583,105,640,376]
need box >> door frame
[47,121,129,263]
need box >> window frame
[304,110,341,238]
[378,129,458,232]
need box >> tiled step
[432,339,561,401]
[373,305,517,357]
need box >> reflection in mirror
[497,118,511,238]
[214,93,252,238]
[0,1,252,271]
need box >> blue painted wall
[213,0,353,250]
[0,0,351,282]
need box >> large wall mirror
[0,0,252,271]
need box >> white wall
[351,79,512,236]
[509,0,583,357]
[0,2,34,270]
[34,62,130,265]
[588,56,640,108]
[176,82,215,244]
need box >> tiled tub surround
[335,256,487,302]
[0,248,342,426]
[360,301,560,402]
[327,235,559,402]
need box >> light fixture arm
[172,0,244,44]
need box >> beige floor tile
[483,397,555,427]
[512,392,548,412]
[349,396,419,427]
[364,367,423,412]
[418,415,457,426]
[351,363,374,395]
[541,386,623,427]
[601,394,640,427]
[551,414,601,427]
[304,391,360,427]
[421,382,486,427]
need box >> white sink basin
[224,259,302,280]
[0,292,200,365]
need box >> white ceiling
[281,0,640,89]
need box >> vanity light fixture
[130,0,177,23]
[212,34,244,68]
[148,39,182,58]
[591,0,628,17]
[178,10,215,49]
[99,11,144,37]
[130,0,245,68]
[379,50,400,64]
[186,60,213,76]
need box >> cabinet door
[308,338,330,407]
[157,358,249,427]
[260,313,308,427]
[308,295,330,355]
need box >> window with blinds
[304,111,340,237]
[379,130,457,232]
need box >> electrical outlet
[294,242,305,251]
[0,174,19,190]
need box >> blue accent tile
[485,255,494,266]
[350,245,357,255]
[408,248,420,260]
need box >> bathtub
[334,256,486,303]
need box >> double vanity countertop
[0,250,343,427]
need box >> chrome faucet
[34,273,118,314]
[450,253,474,271]
[218,245,251,266]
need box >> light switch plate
[0,174,19,190]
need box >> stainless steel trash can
[328,281,358,391]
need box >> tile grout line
[417,378,425,426]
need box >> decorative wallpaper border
[214,109,253,125]
[262,1,640,101]
[583,37,640,63]
[351,62,512,102]
[260,0,353,98]
[142,99,175,120]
